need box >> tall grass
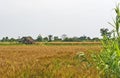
[93,4,120,78]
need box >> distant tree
[79,35,87,41]
[87,37,91,41]
[100,28,108,36]
[43,37,48,42]
[5,37,9,41]
[92,37,100,42]
[1,37,9,42]
[17,36,21,42]
[61,34,67,40]
[36,34,43,42]
[48,35,53,42]
[53,36,61,41]
[63,37,69,42]
[9,38,16,42]
[72,37,80,42]
[62,36,92,42]
[1,37,6,42]
[63,38,74,42]
[100,28,112,38]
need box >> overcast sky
[0,0,119,39]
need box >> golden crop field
[0,44,101,78]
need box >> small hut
[19,36,35,44]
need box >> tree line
[0,28,111,43]
[0,35,100,42]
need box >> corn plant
[93,3,120,78]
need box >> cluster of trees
[0,34,100,42]
[0,28,112,44]
[1,37,17,42]
[100,28,113,38]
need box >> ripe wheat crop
[0,44,101,78]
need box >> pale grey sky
[0,0,119,39]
